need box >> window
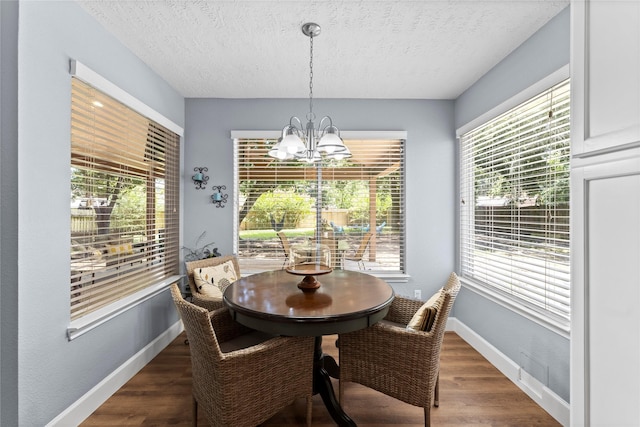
[459,79,570,325]
[234,133,405,276]
[70,77,180,321]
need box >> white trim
[456,65,570,137]
[460,277,570,339]
[233,137,240,256]
[67,275,183,340]
[47,320,184,427]
[374,273,409,283]
[69,60,184,136]
[448,318,570,426]
[573,128,640,159]
[231,130,281,139]
[230,130,408,140]
[569,164,587,427]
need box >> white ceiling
[76,0,569,99]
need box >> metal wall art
[192,167,209,189]
[211,185,228,208]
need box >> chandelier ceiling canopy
[268,23,351,163]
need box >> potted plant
[182,231,221,262]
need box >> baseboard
[447,318,570,426]
[46,320,184,427]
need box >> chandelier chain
[308,34,314,118]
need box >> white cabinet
[571,0,640,158]
[572,155,640,426]
[571,1,640,426]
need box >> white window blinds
[70,77,180,320]
[459,79,570,322]
[235,137,405,274]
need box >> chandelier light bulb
[317,131,344,154]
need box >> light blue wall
[453,6,571,402]
[15,2,184,425]
[455,7,571,129]
[184,98,457,298]
[1,1,20,425]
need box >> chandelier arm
[288,116,304,134]
[318,116,334,135]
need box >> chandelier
[268,23,351,163]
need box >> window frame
[456,66,571,337]
[232,130,409,282]
[67,61,183,340]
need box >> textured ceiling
[76,0,569,99]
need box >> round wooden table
[223,268,394,427]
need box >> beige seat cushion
[406,289,443,332]
[193,260,239,298]
[379,319,404,328]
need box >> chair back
[321,236,338,268]
[402,274,461,413]
[430,273,461,339]
[276,232,291,258]
[170,283,223,360]
[170,284,228,425]
[426,273,461,386]
[353,232,373,260]
[185,254,240,296]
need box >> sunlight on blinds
[460,79,571,322]
[236,137,405,274]
[70,78,180,320]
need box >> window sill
[459,276,570,339]
[372,272,410,283]
[67,275,183,341]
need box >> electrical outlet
[414,289,421,300]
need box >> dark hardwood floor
[81,332,560,426]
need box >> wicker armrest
[209,307,252,342]
[384,295,426,325]
[191,292,225,312]
[344,320,438,349]
[340,321,439,383]
[221,335,314,364]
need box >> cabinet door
[571,0,640,157]
[572,156,640,426]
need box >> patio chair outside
[344,232,373,270]
[277,231,291,269]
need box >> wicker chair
[338,273,461,427]
[170,284,315,427]
[185,255,241,311]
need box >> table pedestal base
[313,336,356,427]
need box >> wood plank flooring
[81,332,560,426]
